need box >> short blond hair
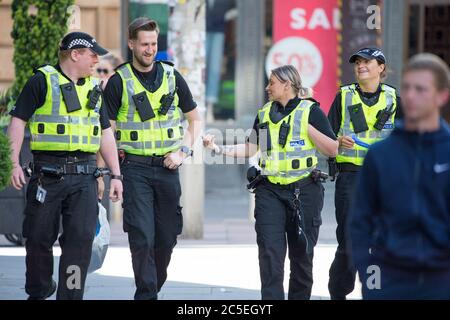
[58,48,88,62]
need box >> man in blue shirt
[350,53,450,299]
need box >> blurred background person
[205,0,235,122]
[350,53,450,299]
[96,52,123,208]
[95,53,123,89]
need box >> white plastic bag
[88,202,110,273]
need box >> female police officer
[327,47,402,300]
[203,65,338,300]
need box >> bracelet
[110,174,123,181]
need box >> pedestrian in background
[350,53,450,299]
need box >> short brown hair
[403,53,450,91]
[376,60,388,80]
[58,48,87,62]
[128,17,159,40]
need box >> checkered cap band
[67,39,94,49]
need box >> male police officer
[351,53,450,299]
[7,32,123,300]
[104,18,202,300]
[327,48,402,299]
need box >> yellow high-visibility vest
[336,83,397,166]
[258,99,318,185]
[115,62,183,156]
[29,65,101,153]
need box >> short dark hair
[403,53,450,91]
[128,17,159,40]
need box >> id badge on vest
[132,92,155,121]
[60,83,82,113]
[347,103,369,133]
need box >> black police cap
[349,47,386,64]
[60,32,108,56]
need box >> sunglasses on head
[96,68,110,75]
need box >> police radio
[87,82,103,110]
[278,121,290,147]
[159,87,178,115]
[374,106,393,131]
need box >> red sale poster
[266,0,340,112]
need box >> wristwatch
[110,174,123,181]
[179,146,193,158]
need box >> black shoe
[27,280,57,300]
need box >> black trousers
[121,160,183,300]
[328,170,359,299]
[22,169,98,300]
[254,179,324,300]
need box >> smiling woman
[202,64,338,300]
[327,47,403,300]
[353,57,387,93]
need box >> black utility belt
[32,163,98,176]
[337,163,361,172]
[265,175,315,190]
[124,153,165,167]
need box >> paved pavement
[0,162,363,300]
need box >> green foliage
[0,89,14,128]
[10,0,74,98]
[0,130,12,191]
[0,1,74,189]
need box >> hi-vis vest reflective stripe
[29,65,101,153]
[336,83,397,166]
[258,100,317,185]
[115,62,183,156]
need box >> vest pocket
[57,124,65,134]
[167,128,174,138]
[258,121,272,152]
[130,131,138,141]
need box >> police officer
[103,18,202,300]
[327,47,402,300]
[7,32,123,300]
[203,65,338,300]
